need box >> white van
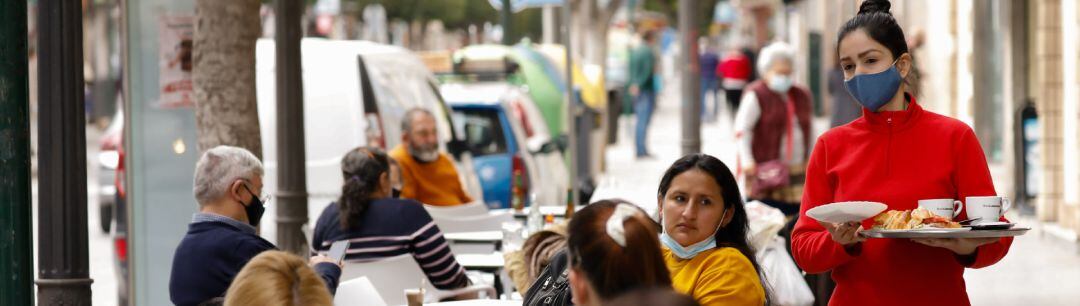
[255,38,484,244]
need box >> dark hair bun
[858,0,892,15]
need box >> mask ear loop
[703,205,732,240]
[606,204,640,247]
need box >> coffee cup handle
[1002,197,1011,214]
[953,200,963,218]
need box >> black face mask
[392,188,402,199]
[241,185,266,227]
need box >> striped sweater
[312,198,469,290]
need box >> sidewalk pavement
[596,90,1080,305]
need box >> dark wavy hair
[657,154,771,303]
[337,147,390,230]
[567,199,671,301]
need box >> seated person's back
[172,215,276,306]
[312,146,470,290]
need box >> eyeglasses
[241,181,273,206]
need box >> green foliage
[341,0,494,29]
[337,0,540,42]
[642,0,721,32]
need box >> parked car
[254,38,485,241]
[441,82,570,209]
[97,107,123,233]
[454,44,566,138]
[453,44,602,203]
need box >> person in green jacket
[629,31,658,158]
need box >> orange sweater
[390,145,472,206]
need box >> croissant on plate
[872,207,960,230]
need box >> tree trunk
[568,0,621,75]
[567,0,622,175]
[193,0,263,157]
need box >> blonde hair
[224,251,333,306]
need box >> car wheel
[100,203,112,233]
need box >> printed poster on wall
[158,14,194,109]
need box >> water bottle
[527,193,543,234]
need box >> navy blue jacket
[169,220,340,306]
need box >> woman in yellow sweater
[656,154,769,306]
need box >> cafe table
[445,231,504,243]
[456,252,509,298]
[455,252,505,272]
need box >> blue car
[441,82,570,209]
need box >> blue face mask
[659,208,729,260]
[767,75,793,93]
[844,59,903,112]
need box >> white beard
[408,145,440,163]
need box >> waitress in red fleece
[790,1,1012,305]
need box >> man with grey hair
[169,145,341,306]
[390,108,473,206]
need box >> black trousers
[725,89,743,117]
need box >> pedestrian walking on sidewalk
[791,1,1013,305]
[734,41,813,218]
[719,43,752,120]
[699,38,721,122]
[629,31,658,158]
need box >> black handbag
[522,248,574,306]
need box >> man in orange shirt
[390,108,473,206]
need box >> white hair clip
[606,204,640,247]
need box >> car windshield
[452,108,508,157]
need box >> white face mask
[768,75,793,93]
[659,206,729,259]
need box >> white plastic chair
[334,276,387,306]
[431,211,514,234]
[424,201,490,219]
[340,254,496,306]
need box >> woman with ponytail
[791,1,1012,305]
[311,147,470,290]
[566,200,678,306]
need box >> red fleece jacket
[791,98,1013,306]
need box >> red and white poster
[158,14,194,109]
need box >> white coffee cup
[918,199,963,219]
[965,196,1011,224]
